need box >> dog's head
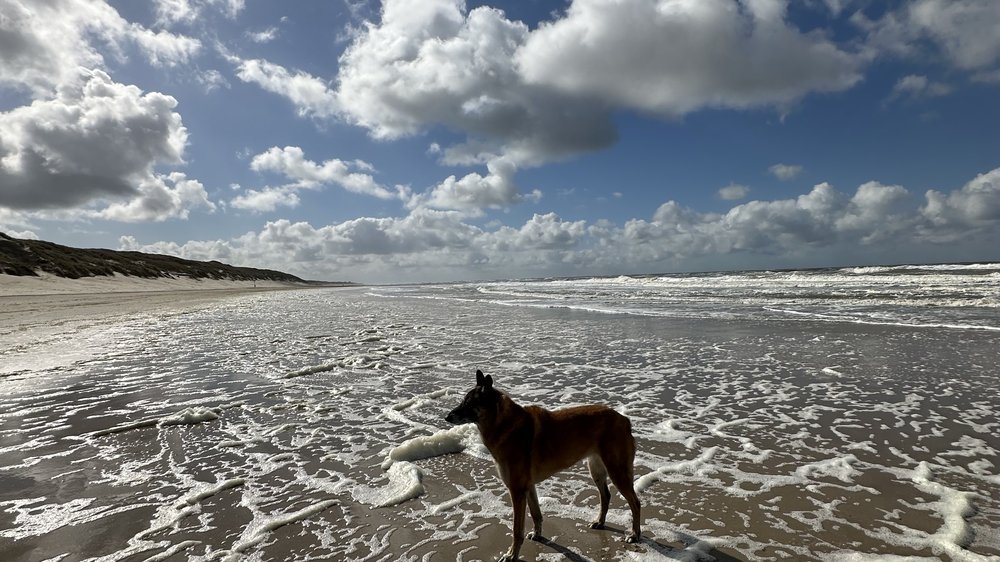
[445,369,498,425]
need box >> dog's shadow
[531,525,747,562]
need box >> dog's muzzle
[445,407,473,425]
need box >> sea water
[1,264,998,561]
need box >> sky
[1,0,999,283]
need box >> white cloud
[0,70,189,212]
[1,228,39,240]
[0,208,37,240]
[855,1,1000,75]
[122,167,1000,283]
[887,74,953,103]
[491,213,586,251]
[154,0,197,25]
[769,163,804,181]
[332,0,614,166]
[908,0,1000,71]
[247,26,280,43]
[249,146,397,200]
[415,158,541,214]
[235,59,339,120]
[129,25,203,67]
[196,69,230,92]
[154,0,245,26]
[0,0,123,94]
[517,0,863,116]
[96,172,215,222]
[0,0,203,95]
[835,181,912,243]
[224,0,863,167]
[718,184,751,201]
[230,187,301,213]
[921,168,1000,240]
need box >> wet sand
[1,286,998,561]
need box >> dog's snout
[446,406,473,425]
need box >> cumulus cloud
[230,187,301,213]
[906,0,1000,71]
[235,59,340,120]
[250,146,397,200]
[0,2,215,224]
[920,168,1000,240]
[718,184,751,201]
[332,0,615,166]
[855,0,1000,76]
[769,163,804,181]
[229,146,401,213]
[229,1,861,167]
[133,168,1000,281]
[121,167,1000,282]
[129,26,202,67]
[0,70,189,211]
[0,0,121,94]
[96,172,216,222]
[517,0,862,116]
[492,213,586,251]
[0,208,38,240]
[0,0,202,95]
[414,157,541,214]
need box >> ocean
[1,263,998,561]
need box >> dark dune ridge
[0,232,335,284]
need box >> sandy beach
[0,273,313,362]
[1,273,998,562]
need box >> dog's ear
[483,374,493,390]
[476,369,485,386]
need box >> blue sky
[1,0,999,282]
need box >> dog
[445,370,641,561]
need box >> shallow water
[1,269,999,561]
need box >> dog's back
[525,404,635,483]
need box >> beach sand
[1,284,997,561]
[0,273,315,379]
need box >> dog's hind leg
[526,484,544,541]
[587,456,611,529]
[604,449,642,543]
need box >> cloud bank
[122,167,1000,282]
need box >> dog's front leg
[500,486,527,562]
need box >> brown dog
[445,370,641,561]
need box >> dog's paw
[527,530,546,542]
[589,521,605,529]
[624,532,640,544]
[498,554,518,562]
